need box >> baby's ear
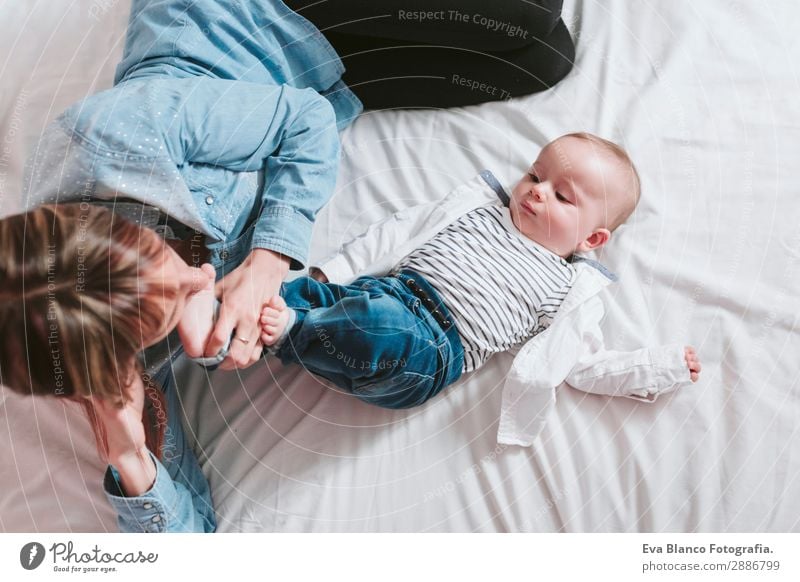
[576,228,610,253]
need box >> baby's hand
[684,346,701,382]
[177,263,217,358]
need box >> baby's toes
[266,295,286,311]
[261,321,286,345]
[260,309,279,324]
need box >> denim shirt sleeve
[157,77,340,269]
[65,76,341,270]
[103,452,214,533]
[101,362,216,533]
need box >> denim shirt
[103,359,216,533]
[23,0,363,272]
[22,0,363,532]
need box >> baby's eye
[528,172,540,183]
[555,192,570,203]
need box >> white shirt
[313,173,692,447]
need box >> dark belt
[393,271,453,331]
[72,197,200,241]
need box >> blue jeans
[275,271,464,408]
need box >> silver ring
[234,336,251,344]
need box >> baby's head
[509,132,640,258]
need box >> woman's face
[142,238,214,348]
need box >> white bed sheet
[1,0,798,532]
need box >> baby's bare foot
[177,263,216,358]
[260,295,291,346]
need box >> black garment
[285,0,574,109]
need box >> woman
[8,0,362,532]
[0,204,217,531]
[24,0,362,373]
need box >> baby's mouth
[522,200,537,216]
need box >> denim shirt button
[142,502,153,510]
[220,249,230,260]
[151,515,161,523]
[205,195,215,205]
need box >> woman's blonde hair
[0,203,175,458]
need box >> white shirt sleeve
[312,199,442,283]
[564,297,693,402]
[497,292,694,447]
[312,173,496,284]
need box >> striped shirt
[394,202,576,373]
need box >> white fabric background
[1,0,798,532]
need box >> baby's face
[509,136,626,257]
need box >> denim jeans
[275,271,465,409]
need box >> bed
[2,0,798,532]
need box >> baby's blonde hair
[561,132,641,231]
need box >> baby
[254,133,701,409]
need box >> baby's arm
[310,174,492,283]
[684,346,702,382]
[177,264,217,359]
[563,297,700,401]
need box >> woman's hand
[92,375,146,459]
[205,248,290,370]
[91,374,156,496]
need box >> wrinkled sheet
[1,0,798,532]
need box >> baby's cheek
[511,181,526,197]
